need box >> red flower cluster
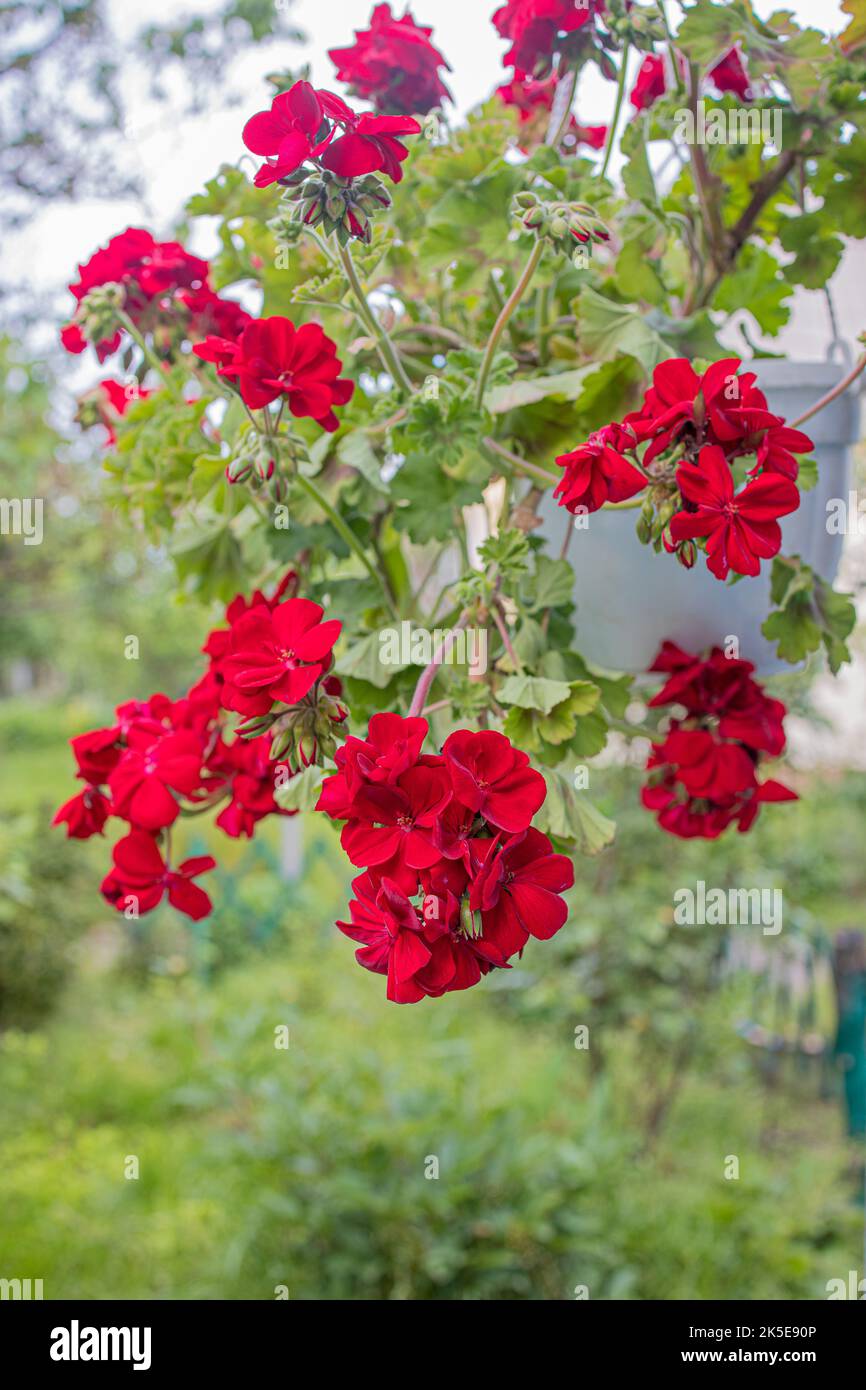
[243,79,421,189]
[630,47,752,111]
[555,357,812,580]
[329,4,452,116]
[61,227,251,362]
[641,642,797,839]
[75,378,151,447]
[319,715,573,1002]
[492,0,606,75]
[194,316,354,430]
[496,72,606,150]
[53,575,346,923]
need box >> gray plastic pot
[538,358,863,675]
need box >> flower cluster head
[61,227,250,361]
[641,641,797,839]
[193,315,354,431]
[328,4,452,117]
[513,189,610,264]
[74,378,151,447]
[318,715,574,1003]
[554,356,812,581]
[243,79,420,189]
[52,574,347,923]
[498,72,607,151]
[493,0,608,77]
[630,46,752,112]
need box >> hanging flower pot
[539,359,864,675]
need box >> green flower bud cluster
[239,687,348,765]
[512,191,610,265]
[280,169,391,246]
[605,0,667,51]
[75,282,126,346]
[637,487,681,552]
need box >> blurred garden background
[1,0,865,1301]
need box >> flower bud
[677,540,697,570]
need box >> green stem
[475,240,544,410]
[600,40,630,181]
[337,241,412,394]
[482,435,558,486]
[293,469,398,618]
[117,311,179,396]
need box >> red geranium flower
[101,831,216,920]
[220,597,342,717]
[242,81,335,187]
[53,786,111,839]
[341,762,453,893]
[707,47,752,100]
[243,79,421,187]
[642,641,797,839]
[317,712,430,818]
[469,827,574,958]
[554,430,647,514]
[630,53,668,110]
[493,0,602,75]
[329,4,452,116]
[442,728,546,833]
[193,316,354,429]
[670,444,800,579]
[337,874,506,1003]
[108,728,205,831]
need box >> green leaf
[336,630,411,688]
[274,765,326,813]
[534,766,616,856]
[575,287,719,374]
[712,244,792,336]
[526,555,575,612]
[778,211,844,291]
[762,554,856,672]
[391,452,484,543]
[498,674,575,715]
[336,431,389,493]
[485,367,593,414]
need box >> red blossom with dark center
[469,827,575,958]
[242,79,421,187]
[442,729,547,833]
[642,641,797,839]
[108,728,205,831]
[193,316,354,429]
[341,762,453,893]
[554,432,647,514]
[670,444,800,579]
[101,831,216,921]
[316,712,430,818]
[220,597,342,718]
[329,4,452,116]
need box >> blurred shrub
[0,815,93,1029]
